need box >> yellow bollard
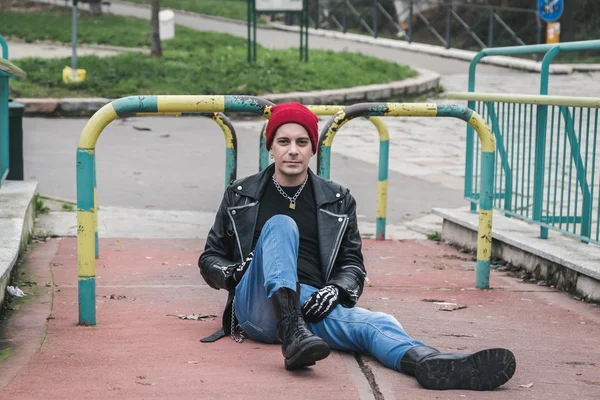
[62,66,87,84]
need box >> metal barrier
[448,92,600,246]
[464,40,600,214]
[87,111,241,260]
[317,102,495,289]
[465,40,600,239]
[259,105,391,240]
[312,0,540,50]
[76,95,273,325]
[0,35,26,187]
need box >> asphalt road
[23,116,465,223]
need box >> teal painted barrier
[448,92,600,246]
[464,40,600,241]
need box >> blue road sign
[538,0,564,23]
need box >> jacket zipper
[320,209,349,282]
[227,201,257,262]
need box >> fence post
[488,7,494,48]
[343,0,348,33]
[533,46,562,239]
[408,0,414,43]
[373,0,378,38]
[446,5,451,49]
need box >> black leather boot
[401,345,516,391]
[270,286,330,370]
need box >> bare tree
[150,0,162,57]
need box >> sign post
[546,22,560,44]
[248,0,309,63]
[538,0,564,44]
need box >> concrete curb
[0,181,38,309]
[269,23,581,75]
[433,207,600,303]
[16,68,440,117]
[115,0,600,75]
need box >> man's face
[270,123,313,180]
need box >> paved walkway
[3,237,600,399]
[7,40,146,60]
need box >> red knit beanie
[266,103,318,154]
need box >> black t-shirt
[252,175,324,289]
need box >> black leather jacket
[198,164,367,335]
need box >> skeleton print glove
[233,251,255,283]
[226,250,255,288]
[301,285,340,323]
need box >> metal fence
[460,40,600,243]
[308,0,541,49]
[448,93,600,245]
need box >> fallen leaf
[520,383,533,388]
[135,381,154,386]
[104,294,128,300]
[169,313,217,321]
[439,304,468,312]
[441,332,476,338]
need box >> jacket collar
[231,164,347,206]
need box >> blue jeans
[234,215,426,372]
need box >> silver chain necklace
[272,174,308,210]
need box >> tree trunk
[150,0,162,57]
[89,0,102,17]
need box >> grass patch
[427,232,441,241]
[0,4,159,48]
[124,0,252,22]
[61,203,74,212]
[10,48,416,98]
[34,194,49,215]
[6,8,416,98]
[0,347,13,361]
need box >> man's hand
[301,285,340,323]
[227,251,255,287]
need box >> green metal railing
[0,35,26,187]
[448,92,600,245]
[464,39,600,241]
